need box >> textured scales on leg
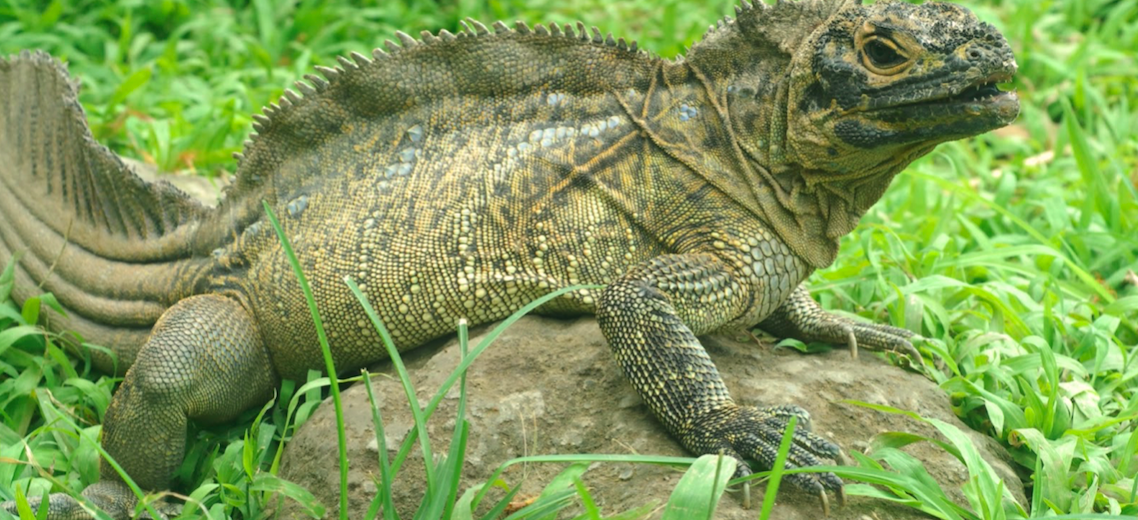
[101,294,278,492]
[596,256,845,495]
[760,285,920,360]
[1,0,1018,517]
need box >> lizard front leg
[596,254,843,505]
[2,294,280,519]
[759,285,919,360]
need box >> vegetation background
[0,0,1136,518]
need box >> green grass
[1,0,1137,518]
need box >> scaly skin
[0,0,1018,517]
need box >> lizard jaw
[924,68,1019,123]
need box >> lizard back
[200,22,752,378]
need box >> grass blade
[343,277,436,496]
[263,201,349,519]
[661,453,734,520]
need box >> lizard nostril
[968,49,982,60]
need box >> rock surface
[279,315,1024,519]
[122,157,228,206]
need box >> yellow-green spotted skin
[0,0,1016,516]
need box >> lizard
[0,0,1018,517]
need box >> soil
[279,315,1025,519]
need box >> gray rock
[279,316,1025,519]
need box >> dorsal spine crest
[233,14,650,176]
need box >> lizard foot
[693,404,844,515]
[1,480,179,520]
[802,313,918,361]
[760,286,920,361]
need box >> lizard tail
[0,51,209,372]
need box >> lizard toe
[758,285,921,363]
[847,321,921,360]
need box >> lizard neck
[720,69,926,268]
[681,0,913,268]
[683,19,846,268]
[698,66,847,269]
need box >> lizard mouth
[954,81,1006,102]
[939,71,1018,113]
[897,70,1019,123]
[837,69,1021,148]
[862,69,1018,120]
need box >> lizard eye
[861,36,909,73]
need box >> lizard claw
[840,319,920,361]
[815,485,847,516]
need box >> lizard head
[689,0,1019,266]
[785,0,1019,173]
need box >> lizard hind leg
[102,293,281,489]
[2,294,280,519]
